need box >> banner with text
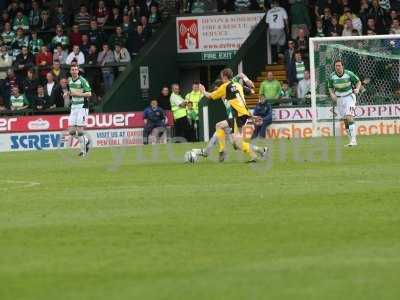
[0,111,173,133]
[176,13,264,53]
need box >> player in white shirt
[67,65,92,157]
[266,0,288,63]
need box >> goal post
[309,34,400,137]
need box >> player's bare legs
[344,114,357,146]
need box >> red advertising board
[0,111,174,133]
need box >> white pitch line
[0,180,41,190]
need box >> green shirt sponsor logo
[328,70,359,96]
[69,76,91,108]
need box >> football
[184,150,198,163]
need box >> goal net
[309,35,400,137]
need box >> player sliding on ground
[196,68,268,163]
[328,59,361,147]
[67,65,92,157]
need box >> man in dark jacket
[143,99,166,144]
[252,98,273,139]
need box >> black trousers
[174,117,190,142]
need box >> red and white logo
[178,19,199,50]
[28,118,50,131]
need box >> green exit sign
[201,51,236,61]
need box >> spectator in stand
[140,16,153,40]
[54,5,68,27]
[290,0,311,39]
[158,86,171,110]
[284,39,296,86]
[170,83,190,141]
[37,10,52,34]
[321,7,334,34]
[114,43,131,72]
[364,17,378,35]
[343,8,362,34]
[259,71,282,106]
[359,0,370,29]
[44,72,60,109]
[66,45,85,66]
[0,12,11,30]
[59,78,71,108]
[280,80,294,104]
[53,44,68,64]
[297,70,311,100]
[29,0,41,29]
[51,25,70,51]
[29,30,44,55]
[69,24,82,47]
[88,19,105,48]
[266,0,288,64]
[0,45,12,80]
[51,60,67,82]
[108,7,123,26]
[148,5,162,28]
[369,0,388,34]
[10,85,29,111]
[140,0,160,17]
[294,51,307,86]
[390,18,400,34]
[86,44,102,96]
[1,22,15,48]
[122,14,135,34]
[13,10,29,31]
[296,28,308,59]
[36,45,53,77]
[313,18,326,37]
[75,5,91,31]
[11,27,29,58]
[96,0,110,27]
[329,14,343,36]
[1,69,21,105]
[97,43,115,90]
[14,46,34,78]
[81,34,91,57]
[127,5,140,26]
[63,0,80,25]
[143,99,166,145]
[32,85,51,111]
[129,25,146,56]
[22,68,39,102]
[342,18,354,36]
[109,26,127,49]
[315,0,340,18]
[217,0,235,12]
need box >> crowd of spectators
[0,0,169,112]
[260,0,400,106]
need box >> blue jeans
[102,71,114,90]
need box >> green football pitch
[1,135,399,300]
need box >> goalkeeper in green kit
[328,59,362,147]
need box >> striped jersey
[295,61,305,80]
[327,70,360,96]
[69,75,91,108]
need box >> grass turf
[0,135,399,300]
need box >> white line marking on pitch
[0,180,41,190]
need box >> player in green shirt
[67,65,92,157]
[259,71,282,105]
[328,59,361,147]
